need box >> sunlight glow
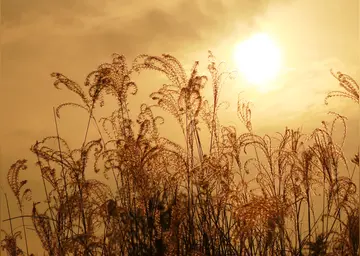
[234,33,282,91]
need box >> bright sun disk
[234,33,282,91]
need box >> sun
[234,33,282,90]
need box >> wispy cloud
[2,0,289,48]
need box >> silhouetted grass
[1,52,358,256]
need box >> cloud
[2,0,290,50]
[2,0,104,26]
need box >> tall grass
[1,52,358,255]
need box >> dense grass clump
[1,52,359,255]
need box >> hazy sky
[1,0,359,253]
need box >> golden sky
[1,0,359,253]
